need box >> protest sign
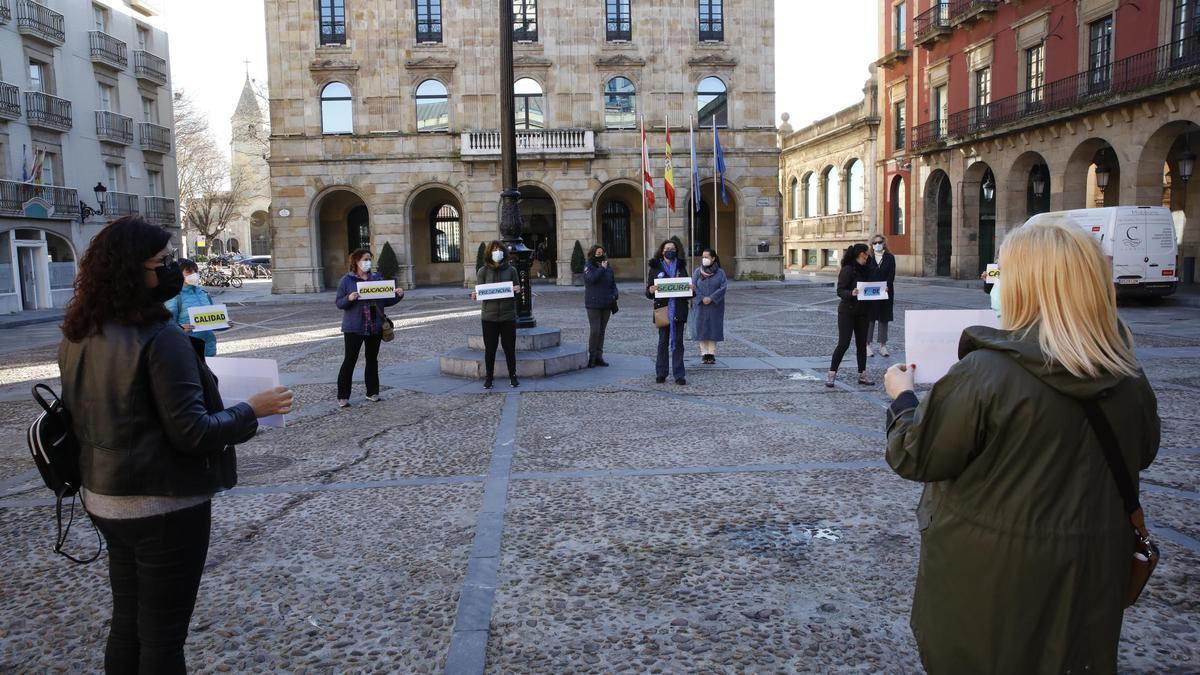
[904,310,1001,384]
[187,304,230,332]
[205,357,286,429]
[356,279,396,300]
[985,264,1000,281]
[475,281,514,301]
[856,282,888,301]
[654,278,692,298]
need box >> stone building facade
[778,76,880,273]
[0,0,177,314]
[214,77,272,258]
[264,0,781,292]
[876,0,1200,280]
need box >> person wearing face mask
[645,239,695,385]
[583,244,618,368]
[867,235,896,358]
[691,248,728,365]
[335,248,405,407]
[827,243,876,388]
[471,241,523,389]
[58,216,293,673]
[165,259,221,357]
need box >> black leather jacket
[58,320,258,497]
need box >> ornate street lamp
[981,174,995,202]
[1032,165,1047,198]
[1094,162,1111,192]
[1179,146,1196,184]
[79,182,108,222]
[497,0,536,328]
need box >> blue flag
[713,117,727,205]
[690,118,701,213]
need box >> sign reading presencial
[904,309,1001,384]
[475,281,515,301]
[187,304,230,332]
[356,279,396,300]
[856,281,888,301]
[205,357,286,429]
[654,278,692,298]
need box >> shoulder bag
[1080,398,1160,608]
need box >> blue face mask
[989,278,1002,320]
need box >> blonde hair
[998,220,1138,378]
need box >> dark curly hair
[62,216,172,342]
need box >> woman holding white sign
[471,240,522,389]
[645,239,694,385]
[867,235,896,357]
[335,248,404,406]
[882,221,1159,673]
[166,259,220,357]
[691,249,728,365]
[826,243,875,387]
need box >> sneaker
[594,357,610,367]
[879,345,890,357]
[337,399,351,408]
[484,377,493,390]
[509,377,520,388]
[858,372,876,386]
[675,378,687,385]
[825,372,836,388]
[366,395,381,403]
[656,376,667,384]
[868,344,876,357]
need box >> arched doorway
[250,210,273,256]
[697,180,738,276]
[518,185,557,279]
[211,238,224,256]
[410,185,466,286]
[1138,121,1200,282]
[228,237,241,254]
[316,189,369,290]
[592,180,645,280]
[1064,139,1120,209]
[924,171,953,276]
[889,175,906,236]
[1005,151,1051,230]
[963,161,996,275]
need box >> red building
[876,0,1200,279]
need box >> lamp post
[1179,146,1195,184]
[1032,165,1047,199]
[981,174,995,202]
[497,0,536,328]
[79,182,108,222]
[1094,163,1110,192]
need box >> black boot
[484,376,493,389]
[509,376,520,388]
[594,356,609,367]
[587,356,596,368]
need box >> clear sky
[165,1,878,149]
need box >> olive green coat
[476,262,519,323]
[886,326,1158,674]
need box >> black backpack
[27,384,101,564]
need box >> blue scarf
[662,258,679,352]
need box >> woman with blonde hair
[883,220,1159,673]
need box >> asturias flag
[713,117,728,205]
[641,117,655,210]
[664,122,676,212]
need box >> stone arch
[1138,121,1200,282]
[514,180,561,279]
[406,182,468,286]
[592,177,645,279]
[962,160,997,275]
[311,185,372,290]
[1004,151,1052,232]
[696,177,743,277]
[1063,138,1120,210]
[924,169,953,276]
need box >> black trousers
[92,501,212,675]
[338,332,382,399]
[482,319,517,378]
[656,324,686,380]
[586,308,612,358]
[830,311,869,373]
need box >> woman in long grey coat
[882,221,1159,674]
[691,249,728,365]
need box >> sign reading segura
[475,281,515,301]
[187,304,230,332]
[654,278,693,299]
[356,279,396,300]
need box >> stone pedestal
[439,327,588,378]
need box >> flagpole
[664,114,671,245]
[688,117,695,261]
[712,116,719,256]
[640,115,648,283]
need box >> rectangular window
[93,4,108,32]
[136,26,150,51]
[805,249,819,267]
[98,83,114,111]
[894,101,906,151]
[1171,0,1200,65]
[1026,43,1045,105]
[932,84,947,138]
[320,0,347,45]
[147,169,161,197]
[974,68,990,108]
[1088,16,1113,92]
[41,152,57,186]
[606,0,632,41]
[513,0,537,42]
[142,97,157,123]
[28,61,45,93]
[105,163,122,192]
[824,248,840,267]
[415,0,442,44]
[699,0,724,42]
[788,249,799,266]
[893,3,907,50]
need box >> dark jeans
[338,332,382,399]
[831,311,869,373]
[482,319,516,378]
[868,319,890,345]
[92,501,212,675]
[656,323,686,380]
[587,308,612,358]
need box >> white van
[1024,206,1178,298]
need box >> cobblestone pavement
[1,281,1197,673]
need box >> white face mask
[184,273,200,286]
[359,260,372,272]
[873,243,884,253]
[702,258,713,267]
[491,250,505,263]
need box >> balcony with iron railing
[916,39,1200,152]
[133,50,168,86]
[948,0,998,26]
[139,122,171,153]
[89,31,128,70]
[0,180,80,219]
[913,2,950,48]
[107,191,139,218]
[911,118,948,151]
[24,91,72,132]
[143,196,176,226]
[96,111,134,145]
[15,0,64,45]
[0,0,11,24]
[460,128,595,159]
[0,81,19,120]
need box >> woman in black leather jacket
[58,216,293,674]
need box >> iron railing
[948,0,998,23]
[912,118,948,150]
[107,191,140,217]
[24,91,72,131]
[0,180,80,218]
[0,0,11,24]
[0,81,19,120]
[96,111,134,144]
[133,50,168,86]
[913,2,950,44]
[143,196,176,226]
[139,122,171,153]
[15,0,63,45]
[89,31,128,69]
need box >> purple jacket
[335,273,400,334]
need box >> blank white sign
[903,310,1001,384]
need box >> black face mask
[593,255,606,263]
[663,250,677,261]
[150,261,184,302]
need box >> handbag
[1079,398,1160,608]
[653,306,670,328]
[381,317,395,342]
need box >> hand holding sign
[903,309,1000,383]
[654,278,692,298]
[356,280,397,300]
[475,282,515,301]
[187,304,230,332]
[884,363,916,399]
[985,264,999,281]
[856,282,888,301]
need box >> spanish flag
[664,122,677,212]
[640,117,655,210]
